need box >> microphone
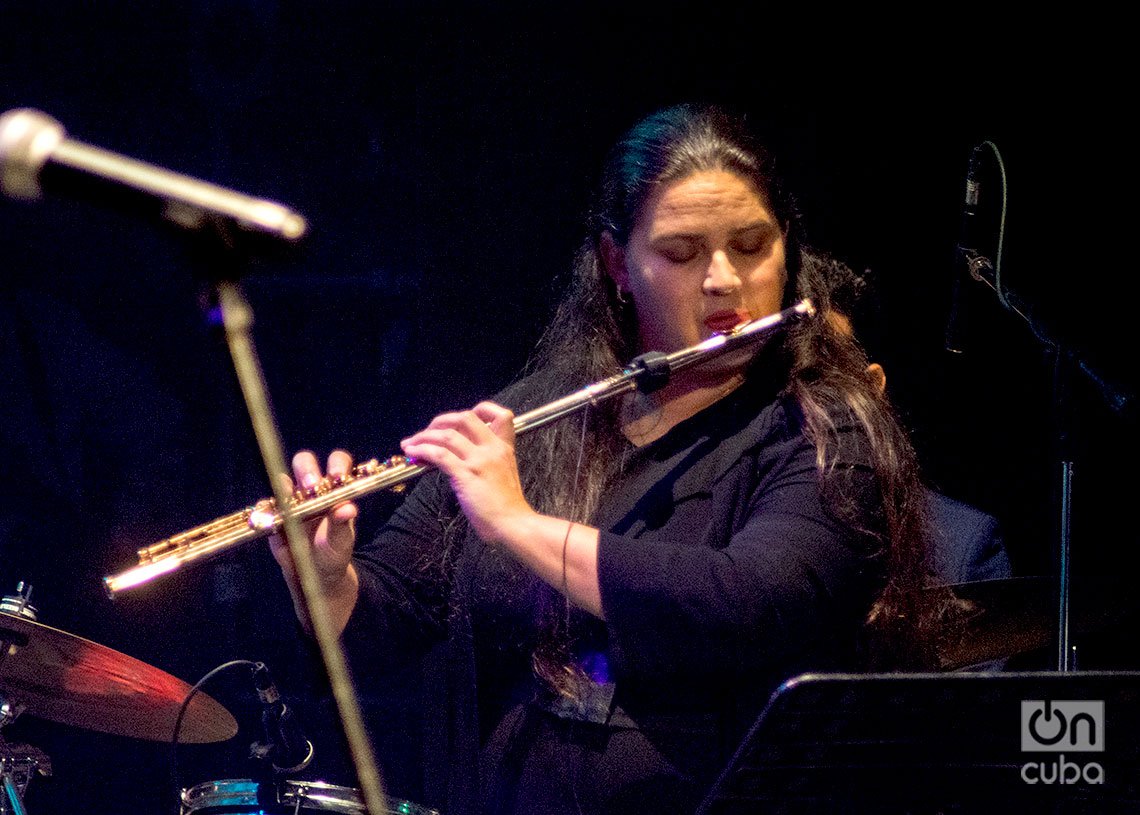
[251,662,314,774]
[944,145,991,353]
[957,145,992,278]
[0,108,306,242]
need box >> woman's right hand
[268,448,360,633]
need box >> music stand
[697,671,1140,815]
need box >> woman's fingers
[403,404,515,459]
[292,449,324,489]
[327,448,354,479]
[473,402,516,444]
[399,403,528,543]
[270,449,358,583]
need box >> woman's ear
[600,231,629,293]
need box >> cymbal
[927,576,1139,670]
[0,610,237,743]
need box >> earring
[616,289,630,305]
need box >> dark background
[1,4,1132,814]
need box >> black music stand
[697,671,1140,815]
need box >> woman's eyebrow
[731,221,778,235]
[650,222,775,240]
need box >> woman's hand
[399,401,535,543]
[268,448,360,633]
[401,401,604,617]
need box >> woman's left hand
[400,401,534,543]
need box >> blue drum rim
[180,778,439,815]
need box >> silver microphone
[0,107,306,242]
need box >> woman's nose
[702,250,742,295]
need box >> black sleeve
[339,375,537,660]
[926,491,1012,584]
[340,469,458,658]
[598,421,882,683]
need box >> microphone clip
[250,662,314,776]
[959,247,994,282]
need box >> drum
[1,741,51,815]
[180,778,440,815]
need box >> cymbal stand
[959,249,1131,671]
[950,142,1132,672]
[0,696,51,815]
[1,583,51,815]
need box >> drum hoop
[282,780,363,814]
[180,778,439,815]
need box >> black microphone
[252,662,314,774]
[957,145,992,275]
[0,108,306,242]
[944,145,991,354]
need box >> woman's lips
[704,308,752,333]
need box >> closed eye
[731,225,778,255]
[654,238,699,263]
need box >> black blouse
[342,364,886,813]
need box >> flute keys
[354,459,382,477]
[248,499,279,531]
[381,456,410,492]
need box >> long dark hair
[510,104,939,683]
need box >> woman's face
[605,168,788,357]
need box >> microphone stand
[960,251,1132,672]
[186,220,390,815]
